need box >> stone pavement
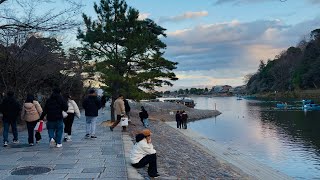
[0,109,130,180]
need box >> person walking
[0,91,21,147]
[82,89,101,138]
[100,95,107,114]
[110,94,126,132]
[63,93,81,142]
[130,129,159,178]
[40,88,68,148]
[124,98,131,121]
[139,106,149,128]
[175,110,181,129]
[21,94,43,146]
[181,110,188,129]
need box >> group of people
[0,88,104,148]
[0,89,160,178]
[175,110,188,129]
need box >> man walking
[0,91,21,147]
[82,89,101,139]
[110,94,126,132]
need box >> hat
[141,129,152,137]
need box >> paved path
[0,109,128,180]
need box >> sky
[8,0,319,90]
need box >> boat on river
[156,97,196,108]
[302,100,320,111]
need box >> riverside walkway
[0,110,131,180]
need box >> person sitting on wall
[130,129,159,178]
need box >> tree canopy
[246,28,320,93]
[77,0,178,101]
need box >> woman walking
[175,111,182,129]
[21,94,43,146]
[63,93,80,142]
[139,106,149,128]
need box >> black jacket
[40,93,68,121]
[0,96,21,121]
[139,110,148,120]
[124,99,131,113]
[82,95,101,117]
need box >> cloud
[138,13,150,20]
[159,11,208,23]
[163,17,320,89]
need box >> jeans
[26,121,41,144]
[46,120,63,144]
[86,116,97,135]
[132,154,158,177]
[2,118,18,143]
[63,113,75,135]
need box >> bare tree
[0,0,83,45]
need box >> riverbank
[124,101,247,179]
[251,89,320,100]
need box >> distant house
[210,85,232,93]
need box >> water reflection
[188,96,320,179]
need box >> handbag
[34,121,44,133]
[120,117,129,126]
[62,111,68,118]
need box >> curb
[123,134,144,180]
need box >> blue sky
[11,0,318,90]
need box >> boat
[156,97,196,108]
[302,100,320,111]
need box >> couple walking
[39,88,80,147]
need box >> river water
[188,96,320,179]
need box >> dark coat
[175,113,181,122]
[100,96,107,107]
[82,95,101,117]
[40,93,68,121]
[0,96,21,121]
[181,112,188,121]
[124,99,131,113]
[139,110,148,120]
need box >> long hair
[25,94,34,103]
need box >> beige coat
[114,97,125,115]
[21,101,43,122]
[130,138,156,164]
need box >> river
[188,96,320,179]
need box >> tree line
[246,28,320,94]
[0,0,178,120]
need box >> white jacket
[67,100,81,118]
[130,138,156,164]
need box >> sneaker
[3,141,8,147]
[13,140,19,144]
[66,138,72,142]
[63,137,67,142]
[56,144,62,148]
[49,138,56,148]
[109,127,113,131]
[36,140,40,144]
[90,135,97,139]
[85,134,90,138]
[150,173,160,178]
[29,143,34,146]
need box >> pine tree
[77,0,178,120]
